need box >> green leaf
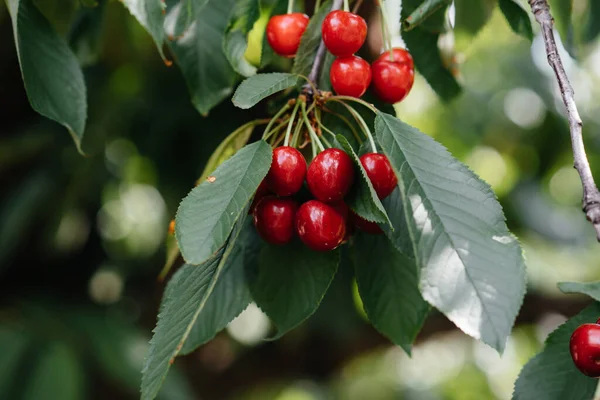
[335,135,390,225]
[247,240,339,337]
[23,342,85,400]
[292,0,332,78]
[167,0,237,115]
[180,221,254,354]
[548,0,572,51]
[7,0,87,151]
[167,0,210,39]
[142,218,248,400]
[584,0,600,44]
[318,51,335,92]
[558,281,600,302]
[512,303,600,400]
[353,234,429,354]
[68,0,107,67]
[121,0,167,60]
[453,0,495,37]
[232,73,300,109]
[403,0,452,31]
[498,0,534,41]
[222,0,260,76]
[0,327,30,396]
[375,112,526,353]
[381,188,415,259]
[175,140,271,265]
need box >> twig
[303,0,344,94]
[351,0,363,14]
[529,0,600,241]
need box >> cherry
[330,56,371,98]
[266,13,310,57]
[371,48,415,104]
[266,146,307,196]
[296,200,346,251]
[352,212,383,234]
[254,196,298,245]
[322,10,367,57]
[331,200,353,241]
[570,321,600,377]
[307,148,355,203]
[249,180,270,214]
[359,153,397,199]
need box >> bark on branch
[528,0,600,241]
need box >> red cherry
[330,56,371,98]
[570,323,600,377]
[371,48,415,104]
[331,201,353,241]
[359,153,397,199]
[266,146,307,196]
[254,196,298,245]
[266,13,310,57]
[296,200,346,251]
[306,148,355,203]
[352,212,383,234]
[322,10,367,57]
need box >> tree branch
[528,0,600,241]
[303,0,344,93]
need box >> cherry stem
[287,0,294,14]
[301,101,325,151]
[322,107,363,144]
[351,0,364,13]
[327,95,378,113]
[331,99,377,153]
[263,103,291,140]
[284,100,301,147]
[378,2,394,61]
[314,0,321,13]
[343,0,350,12]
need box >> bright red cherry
[371,48,415,104]
[322,10,367,57]
[352,211,383,234]
[254,197,298,245]
[307,148,355,203]
[330,56,371,98]
[296,200,346,251]
[266,146,307,196]
[360,153,397,199]
[570,322,600,377]
[266,13,310,57]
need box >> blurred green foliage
[2,0,600,399]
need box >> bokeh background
[2,0,600,399]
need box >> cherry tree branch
[528,0,600,241]
[304,0,344,93]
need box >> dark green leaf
[584,0,600,44]
[335,135,390,225]
[558,281,600,302]
[548,0,572,52]
[222,0,260,76]
[142,218,248,400]
[248,240,339,337]
[7,0,87,151]
[381,188,415,259]
[292,0,332,78]
[512,303,600,400]
[175,140,271,265]
[453,0,495,37]
[23,342,85,400]
[498,0,534,41]
[0,327,30,396]
[375,112,526,353]
[180,221,254,354]
[232,73,300,109]
[403,0,451,31]
[122,0,167,60]
[167,0,237,115]
[68,0,107,66]
[353,234,429,354]
[167,0,210,39]
[318,51,335,92]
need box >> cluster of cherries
[266,9,415,103]
[570,319,600,377]
[252,145,397,252]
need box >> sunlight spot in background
[97,183,166,258]
[503,88,546,129]
[535,313,567,343]
[105,139,137,177]
[88,268,124,304]
[275,382,321,400]
[54,209,90,253]
[466,146,517,196]
[227,303,271,346]
[549,166,582,206]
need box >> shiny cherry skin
[360,153,397,199]
[570,322,600,377]
[266,13,310,57]
[352,212,383,234]
[331,200,353,241]
[296,200,346,251]
[322,10,367,57]
[254,196,298,245]
[330,56,371,98]
[307,148,355,203]
[371,48,415,104]
[266,146,307,196]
